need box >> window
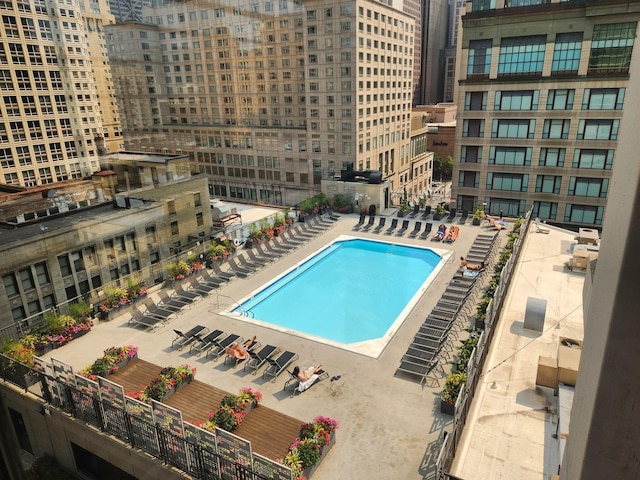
[458,171,479,188]
[533,201,558,221]
[572,149,614,169]
[19,267,35,290]
[170,221,179,236]
[569,177,608,197]
[498,35,545,75]
[577,119,619,140]
[193,192,201,207]
[542,119,570,139]
[564,204,603,225]
[489,146,531,166]
[492,119,535,138]
[539,148,566,167]
[462,119,485,137]
[467,39,492,76]
[35,262,49,285]
[2,273,18,297]
[494,90,538,110]
[588,22,636,72]
[464,91,487,110]
[535,175,562,194]
[546,89,575,110]
[582,88,625,110]
[487,173,528,192]
[552,32,582,73]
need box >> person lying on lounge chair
[292,365,325,392]
[468,261,485,271]
[226,336,257,360]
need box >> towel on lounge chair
[297,374,321,392]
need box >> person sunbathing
[468,261,485,271]
[292,364,324,382]
[226,336,257,360]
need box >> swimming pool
[229,236,448,357]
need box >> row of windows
[460,172,609,198]
[466,88,625,111]
[467,22,637,77]
[461,146,614,169]
[462,119,620,140]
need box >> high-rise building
[106,0,416,207]
[109,0,152,23]
[442,0,465,102]
[452,0,639,228]
[0,0,123,188]
[416,0,450,105]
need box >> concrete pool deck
[42,212,507,479]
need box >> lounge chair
[300,220,325,234]
[409,204,420,218]
[534,217,550,234]
[244,345,280,374]
[420,205,432,219]
[174,282,202,302]
[200,268,228,287]
[443,226,459,243]
[263,240,289,257]
[419,222,433,240]
[446,208,457,222]
[397,356,445,387]
[280,229,306,246]
[128,309,164,331]
[486,215,506,231]
[352,213,366,230]
[157,290,191,312]
[384,218,399,235]
[459,209,469,224]
[272,237,297,251]
[143,298,178,322]
[373,217,386,233]
[309,215,331,230]
[237,253,264,271]
[291,224,315,239]
[228,257,255,277]
[246,248,272,266]
[171,325,208,350]
[284,368,330,395]
[190,329,225,355]
[187,276,216,295]
[408,221,422,238]
[396,220,410,236]
[361,215,376,232]
[433,224,447,241]
[224,338,261,367]
[262,350,299,382]
[206,334,242,360]
[211,262,236,281]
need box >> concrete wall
[560,32,640,479]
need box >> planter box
[472,218,482,226]
[433,214,443,221]
[397,211,407,218]
[302,431,336,479]
[475,316,486,330]
[440,399,455,415]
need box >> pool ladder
[236,308,254,318]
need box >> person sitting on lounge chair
[459,257,468,272]
[292,365,324,392]
[226,336,257,360]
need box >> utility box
[536,356,558,393]
[557,338,582,386]
[523,297,547,332]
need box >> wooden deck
[109,358,301,460]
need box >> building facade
[452,0,639,227]
[0,160,210,329]
[0,0,123,188]
[106,0,415,208]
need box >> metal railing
[0,355,276,480]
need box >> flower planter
[472,218,482,226]
[475,316,486,330]
[243,401,258,414]
[397,211,406,218]
[440,399,455,415]
[115,352,137,370]
[301,430,336,479]
[433,214,443,221]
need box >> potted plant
[472,206,485,226]
[397,200,410,217]
[237,387,263,411]
[433,204,447,220]
[441,372,467,415]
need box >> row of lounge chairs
[354,215,464,243]
[403,205,471,224]
[396,233,498,387]
[169,325,300,381]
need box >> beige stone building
[0,154,211,329]
[452,0,639,226]
[106,0,416,208]
[0,0,122,188]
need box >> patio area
[38,212,511,479]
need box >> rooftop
[31,210,582,479]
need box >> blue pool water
[234,238,441,344]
